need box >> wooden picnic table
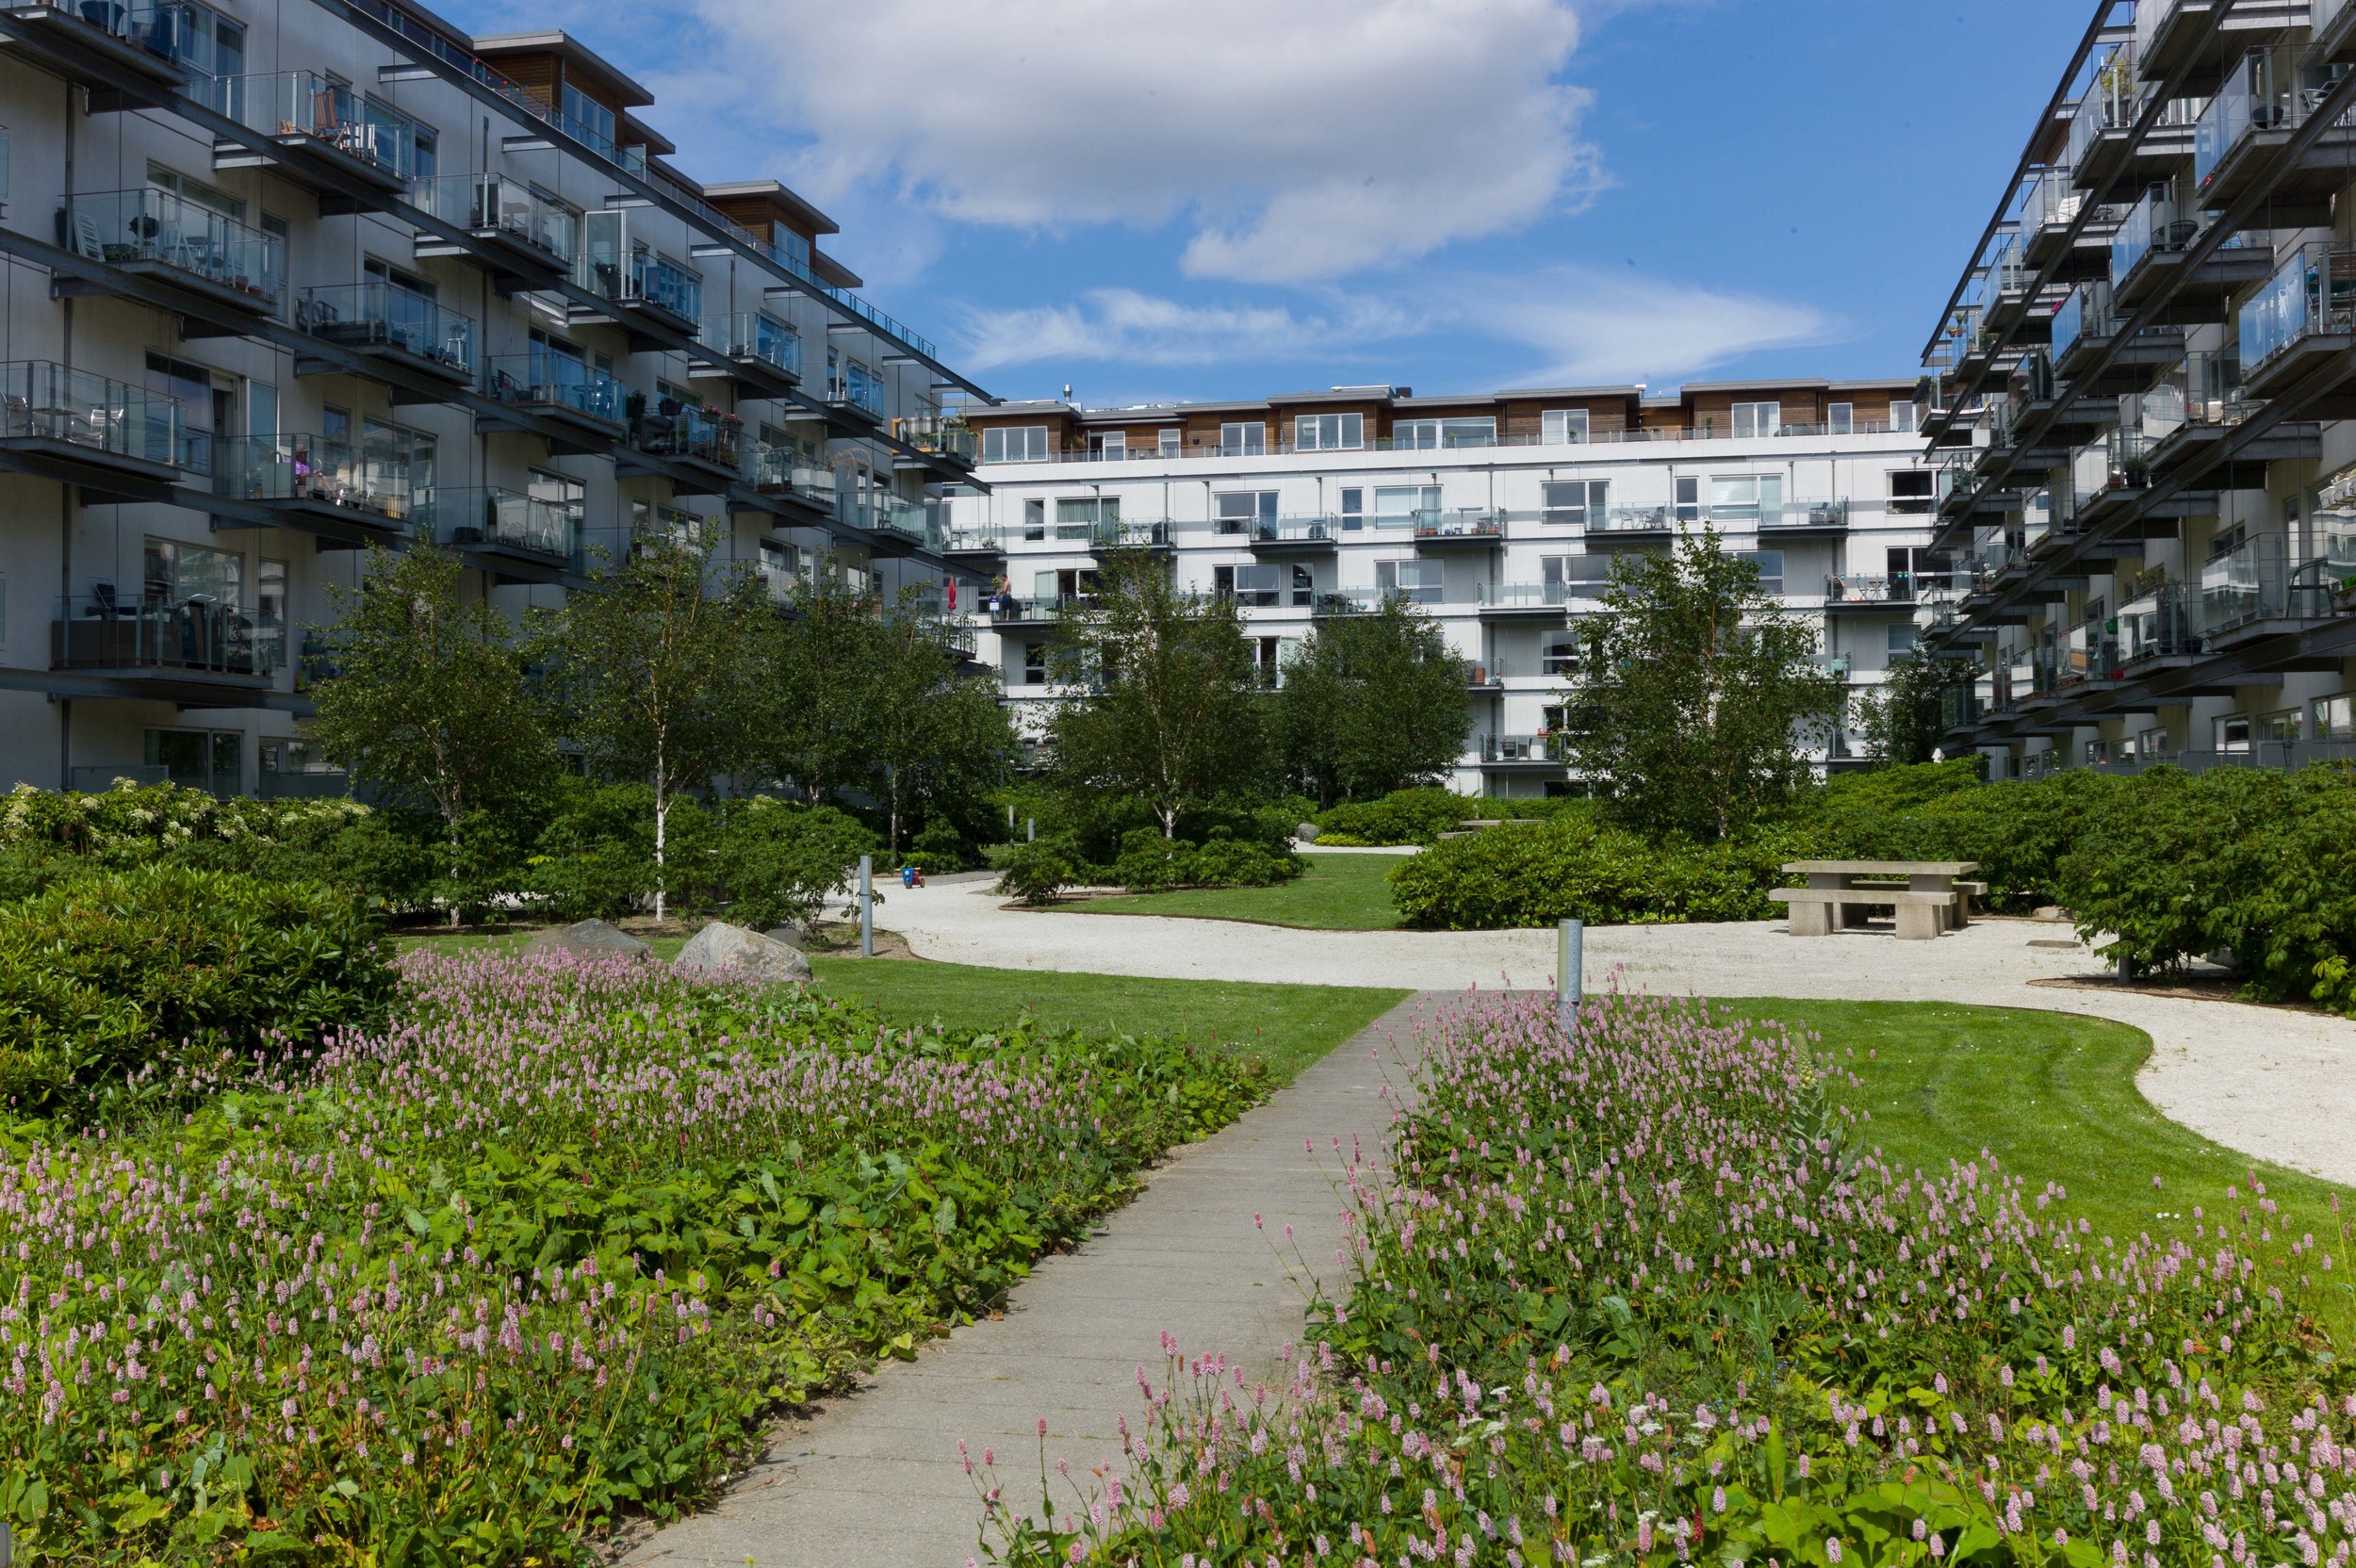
[1770,860,1983,940]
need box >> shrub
[1388,815,1795,929]
[1312,787,1475,846]
[709,796,876,930]
[909,816,970,872]
[1000,836,1078,906]
[1181,832,1298,889]
[0,864,395,1112]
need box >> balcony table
[1770,859,1981,940]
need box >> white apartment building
[0,0,988,797]
[951,381,1939,797]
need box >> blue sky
[430,0,2091,405]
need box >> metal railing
[1249,516,1336,545]
[483,353,627,425]
[2119,583,2202,663]
[1478,581,1595,607]
[629,407,741,470]
[970,418,1920,466]
[237,71,431,180]
[943,526,1005,553]
[51,593,281,676]
[419,486,581,563]
[2200,532,2333,631]
[2196,45,2350,196]
[2111,185,2201,287]
[0,360,184,468]
[212,434,413,522]
[578,233,701,321]
[696,314,801,379]
[57,188,284,309]
[826,362,886,417]
[408,172,577,265]
[892,414,975,461]
[1595,506,1676,533]
[296,282,474,375]
[1413,510,1505,541]
[2240,240,2356,376]
[1480,734,1568,764]
[1766,500,1851,530]
[2153,349,2252,432]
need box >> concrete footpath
[620,992,1438,1568]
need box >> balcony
[864,496,941,554]
[1594,506,1677,539]
[57,188,284,315]
[694,313,801,387]
[626,405,743,488]
[295,282,474,384]
[2200,532,2334,642]
[2059,614,2123,688]
[1476,582,1581,620]
[826,363,886,425]
[1760,499,1851,536]
[942,526,1006,567]
[219,72,428,200]
[213,434,413,539]
[986,595,1081,629]
[1311,592,1383,617]
[1808,653,1855,682]
[50,592,280,692]
[1247,517,1339,557]
[0,359,184,496]
[1479,734,1568,768]
[2194,45,2356,210]
[2065,41,2149,188]
[892,414,976,468]
[0,0,189,108]
[2322,0,2356,64]
[410,173,576,287]
[420,486,581,573]
[2240,241,2356,400]
[1824,574,1931,610]
[1413,511,1505,550]
[578,218,702,338]
[482,353,627,445]
[2119,581,2204,665]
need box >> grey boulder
[762,923,810,951]
[526,918,652,959]
[675,921,813,984]
[1295,822,1321,843]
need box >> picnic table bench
[1769,860,1982,940]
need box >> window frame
[1294,412,1364,451]
[1730,401,1781,438]
[982,425,1051,464]
[1219,421,1267,456]
[1541,409,1591,446]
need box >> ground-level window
[146,727,241,792]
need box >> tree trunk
[445,805,462,929]
[652,744,668,923]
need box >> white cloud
[957,272,1832,386]
[692,0,1600,284]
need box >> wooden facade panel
[498,54,558,110]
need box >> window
[2215,715,2256,756]
[1023,498,1046,541]
[1219,421,1267,456]
[1055,497,1118,539]
[1542,555,1615,600]
[2317,694,2356,739]
[1730,401,1780,438]
[1290,564,1315,608]
[1889,623,1919,655]
[1215,491,1278,535]
[1828,402,1855,435]
[1339,487,1366,531]
[1374,484,1440,528]
[145,727,241,793]
[1394,416,1497,449]
[982,425,1051,464]
[1738,549,1784,595]
[148,162,243,220]
[1542,409,1591,446]
[1215,564,1284,607]
[1541,480,1607,527]
[256,557,287,671]
[562,82,620,159]
[1158,428,1180,457]
[145,351,215,470]
[1888,468,1936,515]
[1674,476,1700,524]
[1295,413,1363,451]
[1023,643,1046,686]
[1710,473,1785,525]
[1375,559,1444,604]
[1542,631,1581,676]
[144,536,242,606]
[1890,400,1922,433]
[1088,432,1126,460]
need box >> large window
[1215,491,1278,534]
[1541,409,1590,445]
[1394,416,1496,449]
[1827,402,1854,435]
[1730,401,1780,438]
[1674,476,1700,524]
[1219,421,1267,456]
[982,425,1051,464]
[561,82,620,159]
[1890,400,1921,433]
[1887,468,1936,514]
[1542,630,1582,676]
[1157,428,1181,457]
[1541,555,1615,600]
[1710,473,1784,525]
[1339,487,1366,531]
[1055,496,1118,539]
[144,536,242,606]
[1374,484,1440,528]
[145,727,241,793]
[1739,549,1784,595]
[1215,563,1284,607]
[1541,480,1607,526]
[1295,413,1363,451]
[1375,559,1444,604]
[1088,431,1126,460]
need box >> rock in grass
[675,921,813,984]
[762,923,809,950]
[1295,822,1321,843]
[527,919,653,960]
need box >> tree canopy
[1275,598,1470,807]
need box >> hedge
[1388,813,1799,929]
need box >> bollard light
[859,855,874,958]
[1558,918,1582,1037]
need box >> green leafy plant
[1000,837,1079,906]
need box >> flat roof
[979,377,1915,420]
[703,179,843,238]
[472,30,655,108]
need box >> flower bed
[981,991,2354,1566]
[0,950,1266,1561]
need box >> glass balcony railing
[2152,349,2250,433]
[577,230,702,323]
[483,353,626,426]
[628,406,741,471]
[52,592,279,677]
[892,414,976,462]
[212,434,413,524]
[2240,241,2356,375]
[827,362,885,417]
[2121,583,2201,663]
[2026,164,2084,233]
[1479,581,1588,608]
[296,282,474,376]
[740,439,794,497]
[1256,517,1337,545]
[2111,186,2200,287]
[57,188,284,309]
[0,359,185,469]
[2201,533,2334,631]
[408,172,577,266]
[1481,734,1567,764]
[2063,614,2122,685]
[235,72,430,181]
[2068,41,2145,174]
[418,486,581,564]
[1414,510,1505,541]
[2196,45,2350,195]
[696,314,801,378]
[869,496,941,549]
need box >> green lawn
[1720,998,2353,1250]
[395,930,1404,1086]
[1074,852,1409,930]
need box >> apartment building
[950,380,1936,797]
[1921,0,2356,776]
[0,0,989,796]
